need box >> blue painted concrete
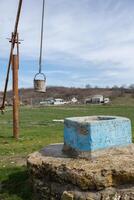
[64,116,132,152]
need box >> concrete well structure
[63,116,132,155]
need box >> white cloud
[0,0,134,88]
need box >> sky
[0,0,134,90]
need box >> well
[27,116,134,200]
[63,116,132,157]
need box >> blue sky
[0,0,134,90]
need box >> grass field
[0,105,134,200]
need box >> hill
[0,86,134,105]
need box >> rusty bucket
[34,73,46,93]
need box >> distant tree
[94,85,99,89]
[129,84,134,98]
[105,86,110,89]
[119,85,126,97]
[120,84,127,89]
[111,85,120,99]
[129,84,134,89]
[85,84,91,89]
[112,85,119,90]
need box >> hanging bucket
[34,73,46,93]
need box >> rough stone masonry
[27,116,134,200]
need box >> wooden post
[12,54,19,139]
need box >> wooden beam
[12,55,19,139]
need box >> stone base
[27,144,134,200]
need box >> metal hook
[34,72,46,81]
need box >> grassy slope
[0,105,134,199]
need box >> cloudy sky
[0,0,134,90]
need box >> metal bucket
[34,73,46,93]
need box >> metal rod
[12,55,19,139]
[0,0,23,111]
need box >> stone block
[64,116,132,152]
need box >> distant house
[85,98,92,104]
[40,98,54,105]
[91,95,104,104]
[104,98,110,104]
[85,95,110,104]
[71,97,78,103]
[54,99,66,105]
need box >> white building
[71,97,78,103]
[54,99,66,105]
[104,98,110,104]
[40,99,54,105]
[91,95,104,104]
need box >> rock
[61,191,74,200]
[27,144,134,200]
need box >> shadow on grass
[0,135,14,139]
[1,168,33,200]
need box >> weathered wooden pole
[0,0,23,111]
[12,54,19,139]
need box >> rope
[39,0,46,74]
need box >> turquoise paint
[64,116,132,152]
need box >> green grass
[0,105,134,199]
